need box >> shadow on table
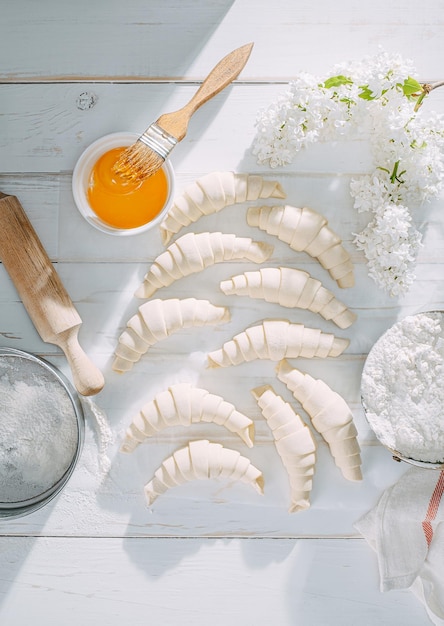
[92,426,297,578]
[122,534,295,581]
[0,495,60,612]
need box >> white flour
[81,396,113,476]
[0,355,79,504]
[362,311,444,463]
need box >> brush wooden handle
[157,42,254,141]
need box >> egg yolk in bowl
[87,147,168,230]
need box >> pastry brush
[114,42,254,182]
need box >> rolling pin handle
[58,326,105,396]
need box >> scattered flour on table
[0,356,78,503]
[362,311,444,463]
[81,396,114,476]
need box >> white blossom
[354,203,423,296]
[350,174,391,213]
[252,50,444,295]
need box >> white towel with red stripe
[355,467,444,625]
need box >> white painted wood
[0,537,431,625]
[1,83,444,174]
[1,0,443,80]
[0,2,442,623]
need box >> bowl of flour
[0,348,84,518]
[361,311,444,468]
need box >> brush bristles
[113,141,165,183]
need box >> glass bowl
[0,348,85,519]
[72,131,175,236]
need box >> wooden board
[0,537,430,625]
[0,0,443,81]
[0,1,443,623]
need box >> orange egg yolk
[87,147,168,229]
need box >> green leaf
[358,85,375,101]
[402,76,423,96]
[411,139,427,149]
[323,75,353,89]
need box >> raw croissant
[276,359,362,481]
[135,232,274,299]
[144,439,264,505]
[207,319,349,368]
[247,205,354,288]
[220,267,356,329]
[159,171,286,245]
[113,298,230,373]
[121,382,254,452]
[252,385,316,512]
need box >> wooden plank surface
[0,537,430,625]
[1,83,444,174]
[1,0,443,81]
[1,1,443,623]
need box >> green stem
[390,161,400,184]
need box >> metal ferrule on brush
[139,123,178,160]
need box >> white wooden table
[1,2,443,623]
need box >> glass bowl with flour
[0,348,84,518]
[361,311,444,468]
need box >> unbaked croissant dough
[220,267,356,329]
[144,439,264,505]
[159,171,286,245]
[276,359,362,481]
[207,319,349,368]
[121,382,254,452]
[135,231,274,299]
[247,205,354,288]
[252,385,316,512]
[113,298,230,373]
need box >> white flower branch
[251,51,444,296]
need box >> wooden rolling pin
[0,192,105,396]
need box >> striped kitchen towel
[355,466,444,625]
